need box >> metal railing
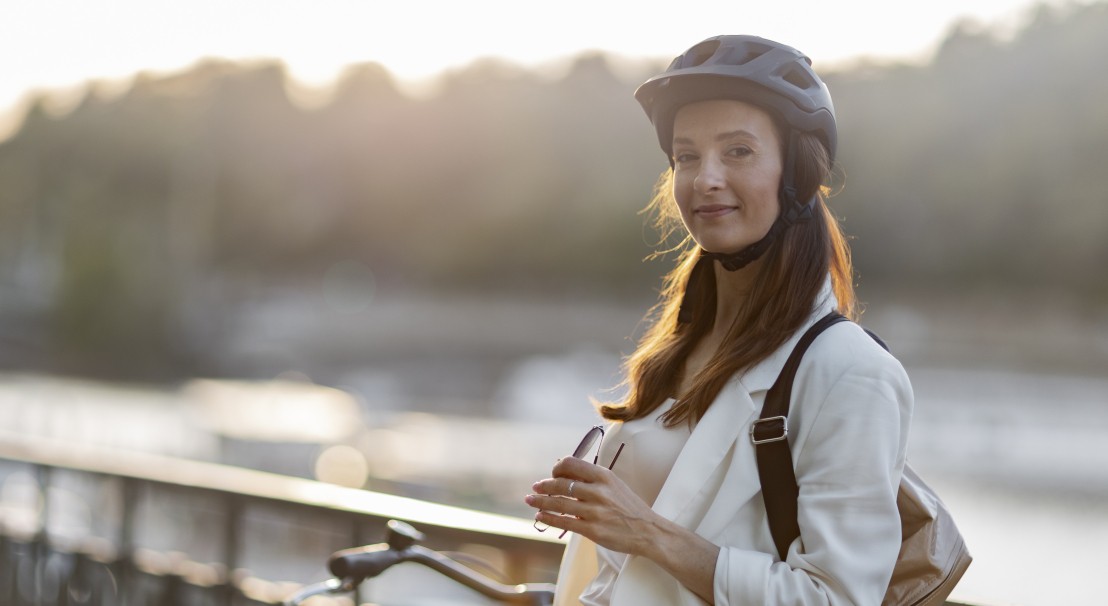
[0,434,565,605]
[0,434,984,606]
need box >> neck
[710,257,760,337]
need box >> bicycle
[284,519,556,606]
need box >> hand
[527,456,720,603]
[526,456,663,557]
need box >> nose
[693,155,725,194]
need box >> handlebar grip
[327,543,403,580]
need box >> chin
[698,240,755,255]
[693,228,767,255]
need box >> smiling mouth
[695,205,737,218]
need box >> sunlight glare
[1,0,1066,142]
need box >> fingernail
[524,495,535,505]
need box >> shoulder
[789,320,914,463]
[792,320,913,419]
[803,321,908,385]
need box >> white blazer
[554,285,913,606]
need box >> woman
[525,35,912,605]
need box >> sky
[0,0,1068,138]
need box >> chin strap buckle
[782,194,815,225]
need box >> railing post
[222,494,243,606]
[117,477,138,606]
[351,516,373,605]
[33,463,51,606]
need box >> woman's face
[671,99,783,255]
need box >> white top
[580,398,693,606]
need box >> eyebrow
[672,129,760,146]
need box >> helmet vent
[733,41,774,66]
[680,40,721,68]
[782,66,815,91]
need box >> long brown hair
[600,131,855,426]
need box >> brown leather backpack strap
[753,311,848,560]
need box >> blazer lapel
[650,374,758,525]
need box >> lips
[694,204,738,218]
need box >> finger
[530,478,559,496]
[552,455,606,480]
[525,493,588,516]
[532,476,585,498]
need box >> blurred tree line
[0,1,1105,379]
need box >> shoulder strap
[753,311,849,560]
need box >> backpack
[752,312,972,606]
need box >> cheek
[752,174,782,219]
[759,188,781,218]
[671,174,694,217]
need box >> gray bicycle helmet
[634,36,837,292]
[635,35,837,163]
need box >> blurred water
[929,476,1108,606]
[0,357,1105,604]
[906,368,1108,606]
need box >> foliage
[826,2,1108,292]
[1,1,1106,377]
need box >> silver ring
[568,480,577,498]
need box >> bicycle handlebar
[282,578,352,604]
[284,520,556,606]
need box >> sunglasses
[535,425,626,537]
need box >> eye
[727,146,753,158]
[673,152,698,164]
